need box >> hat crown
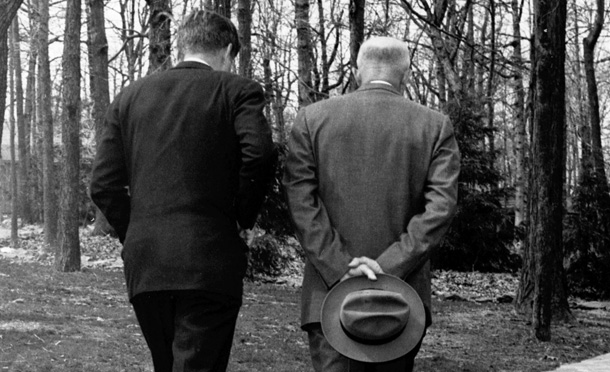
[339,289,410,343]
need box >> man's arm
[90,94,131,243]
[376,116,460,278]
[282,109,353,288]
[233,81,276,230]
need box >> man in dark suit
[90,10,275,372]
[283,36,460,371]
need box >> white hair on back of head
[356,37,410,72]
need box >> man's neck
[183,55,211,67]
[369,80,393,87]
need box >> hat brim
[321,274,426,363]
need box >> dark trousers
[131,290,242,372]
[305,323,426,372]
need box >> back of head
[177,9,241,58]
[356,37,410,85]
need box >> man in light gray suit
[283,37,460,371]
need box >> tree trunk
[23,0,38,224]
[146,0,172,75]
[56,0,82,272]
[11,17,32,226]
[86,0,114,237]
[237,0,252,78]
[515,0,570,341]
[583,0,607,192]
[0,33,7,154]
[1,1,22,148]
[0,0,22,46]
[38,0,58,250]
[348,0,365,92]
[485,0,496,172]
[295,0,315,107]
[9,24,19,246]
[215,0,231,18]
[511,0,527,228]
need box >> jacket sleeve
[282,109,352,288]
[233,81,276,229]
[376,116,460,279]
[90,94,131,243]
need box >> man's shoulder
[220,72,263,91]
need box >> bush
[564,174,610,299]
[431,96,520,273]
[433,188,521,272]
[245,232,303,279]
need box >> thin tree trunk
[0,0,23,46]
[38,0,58,250]
[86,0,114,236]
[146,0,172,75]
[583,0,607,192]
[9,25,19,246]
[237,0,252,78]
[572,3,590,181]
[11,17,31,226]
[348,0,365,92]
[23,0,38,223]
[57,0,82,272]
[511,0,527,227]
[0,33,7,154]
[295,0,315,107]
[0,0,22,147]
[486,0,496,172]
[215,0,231,18]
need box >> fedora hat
[321,274,426,363]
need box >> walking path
[551,353,610,371]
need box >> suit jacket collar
[357,82,401,96]
[173,61,213,71]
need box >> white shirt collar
[183,57,211,68]
[369,80,393,87]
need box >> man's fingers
[349,257,384,274]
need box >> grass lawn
[1,245,609,371]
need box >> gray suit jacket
[282,82,460,327]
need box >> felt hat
[321,274,426,363]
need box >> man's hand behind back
[341,256,384,282]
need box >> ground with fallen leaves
[1,226,609,372]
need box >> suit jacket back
[283,83,460,327]
[91,62,275,300]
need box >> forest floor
[1,226,609,372]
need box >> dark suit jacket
[282,82,460,327]
[90,61,275,301]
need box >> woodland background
[1,0,610,342]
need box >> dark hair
[177,9,241,58]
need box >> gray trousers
[305,323,426,372]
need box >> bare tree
[583,0,607,191]
[348,0,365,92]
[0,0,23,151]
[9,19,19,246]
[38,0,58,249]
[56,0,82,272]
[22,0,39,223]
[214,0,231,18]
[511,0,527,227]
[295,0,315,107]
[87,0,114,236]
[516,0,570,341]
[237,0,252,78]
[146,0,172,74]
